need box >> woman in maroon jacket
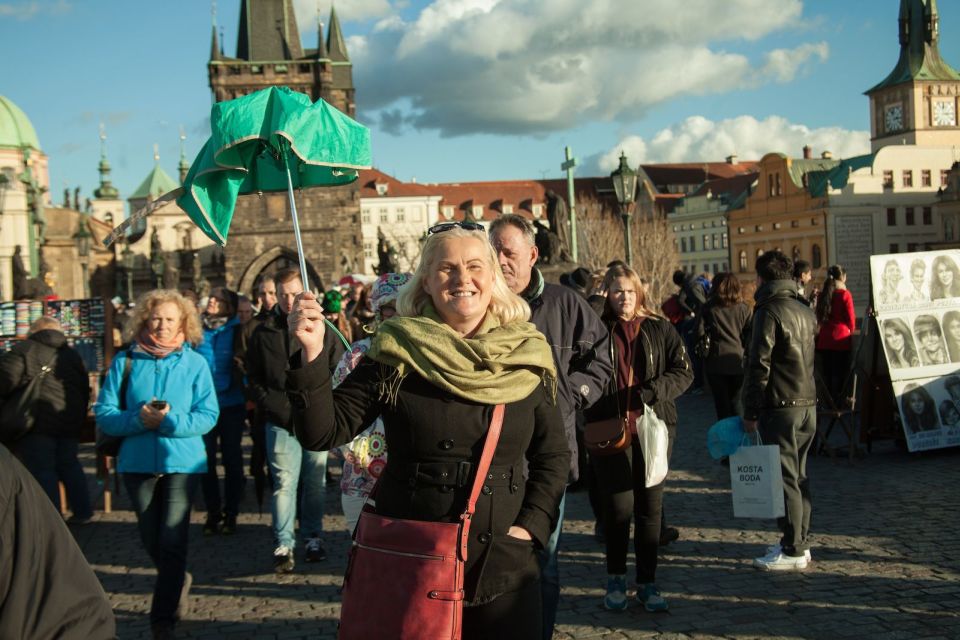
[815,264,856,405]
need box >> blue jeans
[201,403,247,518]
[266,423,327,549]
[537,491,566,640]
[124,472,199,626]
[15,433,92,519]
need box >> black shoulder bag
[0,350,57,445]
[95,350,133,458]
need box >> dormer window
[375,182,388,196]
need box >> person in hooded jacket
[196,287,247,535]
[696,273,752,421]
[96,289,219,640]
[0,316,92,523]
[587,264,692,612]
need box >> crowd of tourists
[0,214,859,639]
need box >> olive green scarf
[365,303,557,405]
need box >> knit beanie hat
[371,272,412,313]
[323,289,343,314]
[222,288,240,317]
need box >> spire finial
[154,144,160,164]
[211,0,216,27]
[99,122,107,160]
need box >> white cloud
[0,0,69,20]
[292,0,394,28]
[596,115,870,171]
[351,0,824,136]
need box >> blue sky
[3,0,959,212]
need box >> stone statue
[376,229,395,275]
[533,220,561,265]
[63,187,71,208]
[150,229,165,288]
[162,254,180,289]
[545,190,573,263]
[72,187,81,213]
[192,251,202,293]
[11,246,29,299]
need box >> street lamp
[122,244,135,303]
[74,212,92,298]
[610,152,639,267]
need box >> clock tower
[866,0,960,152]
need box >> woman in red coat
[815,265,856,406]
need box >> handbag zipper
[353,542,444,561]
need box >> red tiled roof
[429,180,548,221]
[358,168,437,198]
[641,162,759,190]
[690,172,760,198]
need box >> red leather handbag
[337,404,505,640]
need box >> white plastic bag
[729,433,785,519]
[637,404,669,488]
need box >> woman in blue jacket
[96,290,218,640]
[196,288,247,535]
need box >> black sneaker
[273,545,295,573]
[220,514,237,535]
[659,526,680,546]
[203,514,220,536]
[305,537,327,562]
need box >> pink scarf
[137,328,186,359]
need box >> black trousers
[760,407,815,556]
[707,372,744,421]
[816,349,851,406]
[463,579,541,639]
[592,439,663,584]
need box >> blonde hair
[396,228,530,326]
[602,265,659,319]
[125,289,203,346]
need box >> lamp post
[122,245,135,303]
[610,152,639,267]
[74,212,92,298]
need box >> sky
[3,0,960,212]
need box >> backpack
[0,350,57,445]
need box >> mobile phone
[150,400,168,410]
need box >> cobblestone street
[72,393,960,639]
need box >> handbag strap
[462,403,505,521]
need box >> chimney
[725,154,738,165]
[803,145,812,159]
[821,151,833,160]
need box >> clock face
[885,105,904,132]
[934,99,957,127]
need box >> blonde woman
[287,223,568,638]
[96,290,218,640]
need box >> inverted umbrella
[105,86,371,346]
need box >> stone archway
[237,246,324,298]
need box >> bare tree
[381,229,425,274]
[577,195,679,305]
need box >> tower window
[883,171,893,188]
[903,170,913,188]
[922,170,932,187]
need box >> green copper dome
[0,96,41,151]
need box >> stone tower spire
[94,123,119,199]
[178,126,190,185]
[316,2,328,60]
[210,0,220,60]
[327,4,349,62]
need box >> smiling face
[422,236,494,336]
[912,266,925,289]
[948,318,960,342]
[608,276,638,320]
[937,261,954,287]
[490,223,538,295]
[944,404,959,425]
[884,261,901,287]
[148,301,183,342]
[920,330,941,352]
[885,325,905,352]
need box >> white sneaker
[766,544,812,562]
[753,548,808,571]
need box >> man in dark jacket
[247,268,344,573]
[742,251,817,571]
[0,443,116,639]
[673,270,708,394]
[489,214,612,640]
[0,317,92,523]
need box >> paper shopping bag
[729,438,785,519]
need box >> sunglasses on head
[427,221,485,235]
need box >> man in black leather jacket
[742,251,817,572]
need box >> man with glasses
[487,214,612,639]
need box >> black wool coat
[0,330,89,439]
[287,353,569,604]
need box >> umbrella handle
[282,140,350,350]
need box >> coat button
[478,532,491,544]
[439,439,454,450]
[482,485,493,495]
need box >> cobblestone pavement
[71,393,960,639]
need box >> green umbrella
[104,86,371,345]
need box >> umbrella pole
[282,144,350,349]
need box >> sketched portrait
[914,315,949,366]
[900,383,939,434]
[882,318,920,368]
[929,255,960,300]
